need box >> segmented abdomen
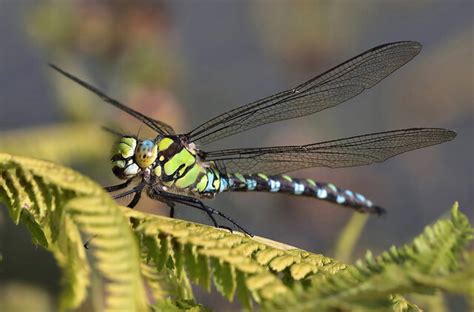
[221,173,384,214]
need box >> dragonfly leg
[128,191,142,208]
[104,179,133,192]
[151,189,252,236]
[160,199,176,218]
[156,194,218,227]
[168,203,175,218]
[170,198,231,231]
[111,182,145,209]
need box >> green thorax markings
[164,148,195,176]
[110,135,226,197]
[156,136,197,178]
[154,136,223,195]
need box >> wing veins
[204,128,456,174]
[187,41,422,145]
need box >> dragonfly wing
[49,64,176,136]
[203,128,456,175]
[187,41,422,145]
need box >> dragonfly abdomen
[224,173,385,215]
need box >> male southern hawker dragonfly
[50,41,456,235]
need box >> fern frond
[265,203,473,311]
[334,213,369,263]
[2,152,470,311]
[390,294,422,312]
[409,291,448,312]
[153,298,210,312]
[124,208,347,309]
[0,153,147,311]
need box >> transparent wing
[203,128,456,175]
[187,41,422,145]
[49,64,176,136]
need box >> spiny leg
[128,191,142,208]
[104,179,133,192]
[155,190,252,236]
[168,197,219,228]
[144,193,176,217]
[165,201,175,218]
[147,186,219,227]
[168,197,238,234]
[111,182,145,208]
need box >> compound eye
[115,137,137,159]
[112,163,140,180]
[111,137,138,180]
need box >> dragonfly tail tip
[373,205,386,216]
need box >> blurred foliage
[0,153,147,311]
[28,0,184,127]
[0,152,472,311]
[20,0,186,215]
[334,213,369,263]
[252,1,372,74]
[266,202,473,311]
[0,282,54,312]
[0,123,111,165]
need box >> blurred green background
[0,1,472,311]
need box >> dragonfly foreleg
[111,182,145,209]
[104,179,133,192]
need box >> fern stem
[334,212,368,263]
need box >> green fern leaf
[5,152,468,311]
[153,298,210,312]
[0,153,148,311]
[124,209,350,309]
[390,294,422,312]
[334,213,369,263]
[265,203,473,311]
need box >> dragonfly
[50,41,456,235]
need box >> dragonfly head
[111,136,158,179]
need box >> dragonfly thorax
[111,136,158,180]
